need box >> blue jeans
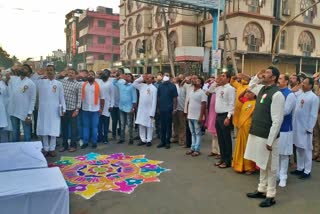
[188,119,202,152]
[82,111,99,145]
[11,116,31,142]
[120,110,133,141]
[98,115,110,142]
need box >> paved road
[48,134,320,214]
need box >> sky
[0,0,120,61]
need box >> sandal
[215,155,221,160]
[218,163,230,169]
[186,150,194,155]
[192,152,201,157]
[214,161,223,166]
[208,152,218,157]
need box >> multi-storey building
[120,0,320,75]
[77,6,120,70]
[65,9,84,65]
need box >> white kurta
[8,76,36,120]
[293,90,319,150]
[36,79,66,137]
[100,79,115,117]
[133,77,157,127]
[279,92,296,155]
[244,76,285,170]
[0,81,8,128]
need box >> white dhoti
[42,136,57,152]
[245,134,279,198]
[278,131,293,184]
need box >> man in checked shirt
[59,68,82,152]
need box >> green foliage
[0,47,17,68]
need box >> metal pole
[210,6,220,77]
[316,59,318,73]
[299,57,302,73]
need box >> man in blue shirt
[113,72,137,144]
[157,72,178,149]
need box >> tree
[0,46,15,68]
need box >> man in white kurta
[291,77,319,179]
[8,66,36,142]
[36,65,66,157]
[132,74,157,147]
[98,69,114,144]
[277,74,297,187]
[244,67,285,208]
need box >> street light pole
[271,1,320,63]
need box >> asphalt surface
[47,134,320,214]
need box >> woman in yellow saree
[232,89,256,174]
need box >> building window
[98,54,104,60]
[128,18,133,36]
[301,0,317,24]
[98,36,106,44]
[135,39,142,57]
[246,0,264,13]
[113,54,119,61]
[282,0,291,15]
[298,31,315,57]
[112,22,119,29]
[155,7,163,27]
[127,42,133,59]
[113,37,120,45]
[127,0,133,13]
[98,20,106,27]
[136,14,142,33]
[243,22,264,52]
[280,30,287,50]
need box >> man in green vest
[244,66,285,208]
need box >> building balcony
[78,44,117,54]
[79,26,120,38]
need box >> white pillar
[299,57,302,73]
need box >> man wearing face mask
[36,65,66,157]
[81,70,105,149]
[157,72,178,149]
[8,64,36,142]
[97,69,114,144]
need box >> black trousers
[215,113,232,166]
[110,107,121,138]
[160,111,173,145]
[155,111,161,138]
[61,110,78,149]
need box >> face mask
[163,76,170,82]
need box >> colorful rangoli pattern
[50,153,169,199]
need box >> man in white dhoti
[277,74,296,187]
[291,77,319,179]
[8,64,36,142]
[132,74,157,147]
[36,65,66,157]
[245,67,285,208]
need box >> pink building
[78,7,120,65]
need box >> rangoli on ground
[50,153,169,199]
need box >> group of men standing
[1,63,320,208]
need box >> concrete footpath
[48,134,320,214]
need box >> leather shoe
[259,198,276,208]
[80,144,88,149]
[49,151,56,157]
[137,141,146,146]
[157,144,165,148]
[117,140,124,144]
[146,142,152,147]
[92,144,97,149]
[299,172,311,180]
[165,144,171,149]
[290,169,304,176]
[246,190,266,199]
[128,140,134,145]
